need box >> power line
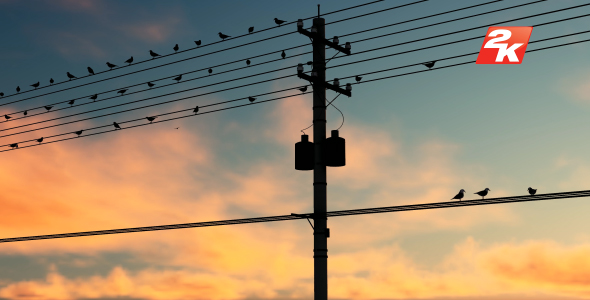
[2,16,588,140]
[0,0,550,119]
[1,189,588,243]
[0,0,425,106]
[2,35,588,152]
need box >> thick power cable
[1,189,588,243]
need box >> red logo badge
[476,27,533,64]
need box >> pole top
[317,4,320,18]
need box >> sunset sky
[1,0,590,299]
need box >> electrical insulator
[333,78,340,86]
[297,63,304,73]
[346,83,352,92]
[311,25,317,33]
[345,42,351,50]
[325,130,345,167]
[297,19,304,28]
[295,134,314,170]
[333,36,339,44]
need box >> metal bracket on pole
[297,71,351,97]
[291,213,314,230]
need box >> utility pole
[296,7,351,299]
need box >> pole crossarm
[1,190,588,244]
[297,72,352,97]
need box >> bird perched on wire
[475,188,490,199]
[49,78,54,85]
[298,86,307,93]
[274,18,286,26]
[16,86,20,93]
[147,82,155,88]
[146,116,157,123]
[36,137,43,144]
[31,82,40,89]
[113,122,121,130]
[125,56,133,65]
[246,59,251,66]
[281,50,286,59]
[451,189,466,201]
[422,61,436,69]
[194,40,201,46]
[208,68,213,74]
[9,143,18,149]
[173,74,182,83]
[23,110,27,116]
[248,96,256,103]
[44,105,53,111]
[67,72,76,80]
[149,50,160,59]
[90,94,98,101]
[4,115,11,120]
[68,100,75,106]
[0,92,4,97]
[355,75,362,83]
[248,26,254,33]
[193,106,199,114]
[117,89,127,95]
[528,187,537,195]
[173,44,179,52]
[106,62,117,70]
[175,127,179,130]
[218,32,230,40]
[74,130,83,137]
[87,67,95,75]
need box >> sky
[0,0,590,299]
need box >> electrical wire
[0,0,554,119]
[1,189,588,243]
[0,0,426,105]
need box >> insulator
[325,130,345,167]
[346,83,352,91]
[295,134,314,170]
[311,26,317,33]
[345,42,351,50]
[297,19,304,28]
[333,36,339,44]
[297,63,304,73]
[333,78,340,86]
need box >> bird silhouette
[9,143,18,149]
[117,89,127,95]
[193,106,199,114]
[36,137,43,143]
[422,61,436,69]
[218,32,230,40]
[90,94,98,101]
[246,59,251,66]
[87,67,95,75]
[44,105,53,111]
[175,127,179,129]
[274,18,286,26]
[31,82,40,89]
[146,116,157,123]
[113,122,121,129]
[67,72,76,80]
[74,130,83,137]
[475,188,490,199]
[16,86,20,93]
[173,44,179,52]
[528,187,537,195]
[248,96,256,103]
[68,100,75,106]
[23,110,27,116]
[149,50,160,59]
[147,82,155,88]
[306,61,313,66]
[355,75,362,82]
[281,50,286,59]
[452,189,466,201]
[298,86,307,93]
[125,56,133,65]
[194,40,201,46]
[0,92,4,97]
[49,78,54,85]
[106,62,117,70]
[208,68,213,74]
[173,74,182,83]
[4,115,11,120]
[248,26,254,33]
